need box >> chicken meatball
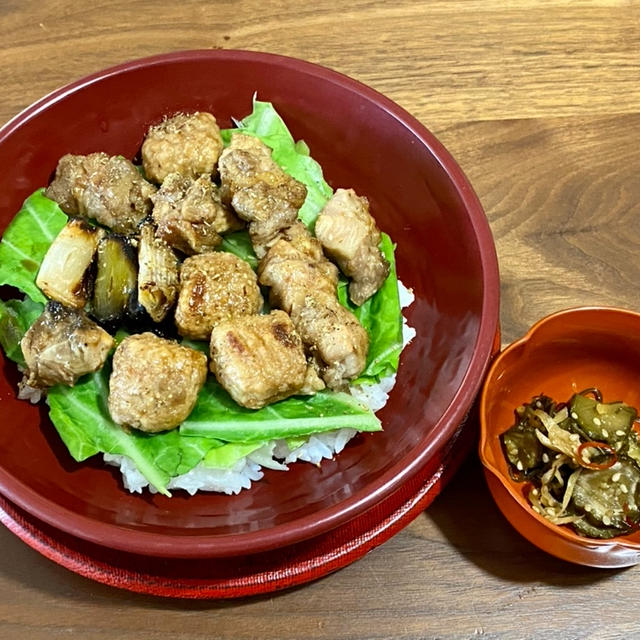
[20,302,114,388]
[209,310,313,409]
[141,112,224,183]
[151,173,242,255]
[315,188,390,305]
[45,152,156,234]
[175,252,263,341]
[108,333,207,433]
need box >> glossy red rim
[0,50,500,557]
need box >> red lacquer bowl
[480,307,640,568]
[0,50,499,558]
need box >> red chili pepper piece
[577,441,617,470]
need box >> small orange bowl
[479,306,640,568]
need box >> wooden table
[1,1,639,638]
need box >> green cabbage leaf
[0,189,67,303]
[0,298,45,367]
[337,233,403,383]
[180,379,381,441]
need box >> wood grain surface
[1,1,640,638]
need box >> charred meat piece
[231,182,301,258]
[36,218,104,309]
[259,223,368,389]
[258,222,338,313]
[291,291,368,390]
[108,332,207,433]
[315,188,390,305]
[218,133,307,205]
[141,112,224,183]
[151,173,242,255]
[137,223,180,323]
[218,133,307,256]
[91,234,137,324]
[45,152,156,234]
[209,310,319,409]
[175,252,263,341]
[20,302,114,388]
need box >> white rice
[106,281,416,495]
[104,452,264,496]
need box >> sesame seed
[531,488,539,496]
[593,417,602,426]
[535,401,542,408]
[516,460,524,471]
[571,412,578,420]
[621,485,629,494]
[612,472,621,482]
[585,505,592,512]
[616,430,626,437]
[602,429,609,438]
[542,453,550,463]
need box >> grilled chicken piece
[137,223,180,323]
[219,134,368,388]
[291,291,368,390]
[259,223,368,389]
[231,182,302,257]
[315,188,390,305]
[175,252,263,341]
[218,133,302,200]
[209,310,321,409]
[151,173,242,255]
[20,302,114,388]
[258,222,338,312]
[218,133,307,257]
[45,152,156,234]
[36,218,104,309]
[108,332,207,433]
[141,112,224,183]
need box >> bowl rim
[0,49,500,557]
[479,304,640,556]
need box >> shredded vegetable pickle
[501,389,640,539]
